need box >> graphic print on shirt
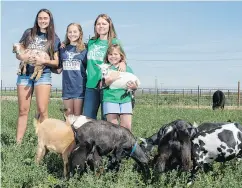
[63,51,81,70]
[87,44,106,61]
[27,36,49,51]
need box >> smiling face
[37,11,50,32]
[108,48,122,66]
[95,17,110,39]
[67,25,81,44]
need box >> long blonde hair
[92,14,117,46]
[104,44,126,64]
[64,23,86,52]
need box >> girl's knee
[37,106,47,115]
[108,119,119,125]
[19,107,29,116]
[37,108,48,121]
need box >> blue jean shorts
[16,72,52,87]
[62,97,83,100]
[103,102,133,115]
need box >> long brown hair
[92,14,117,46]
[64,23,86,52]
[104,44,126,64]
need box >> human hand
[60,42,66,49]
[117,61,126,72]
[104,71,120,86]
[32,55,48,65]
[126,81,137,90]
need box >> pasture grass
[1,99,242,188]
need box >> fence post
[209,90,211,106]
[197,85,200,108]
[156,88,158,106]
[227,90,230,102]
[238,81,240,107]
[56,88,57,96]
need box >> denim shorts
[16,72,52,87]
[62,97,83,100]
[103,102,133,115]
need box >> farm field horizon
[1,99,242,187]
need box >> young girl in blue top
[58,23,87,116]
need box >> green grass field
[1,99,242,188]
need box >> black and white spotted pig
[189,122,242,184]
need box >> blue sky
[1,1,242,88]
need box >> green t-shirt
[103,64,134,103]
[86,38,120,88]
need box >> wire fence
[135,87,241,108]
[1,86,241,108]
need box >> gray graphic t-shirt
[19,28,60,73]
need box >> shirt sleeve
[82,49,88,70]
[54,34,61,52]
[19,28,31,44]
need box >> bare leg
[120,114,132,131]
[16,85,33,144]
[73,99,84,115]
[63,99,74,115]
[106,114,119,125]
[35,84,51,123]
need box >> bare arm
[117,61,126,72]
[34,52,59,68]
[45,52,59,68]
[104,71,120,86]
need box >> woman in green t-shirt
[102,44,138,131]
[83,14,126,120]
